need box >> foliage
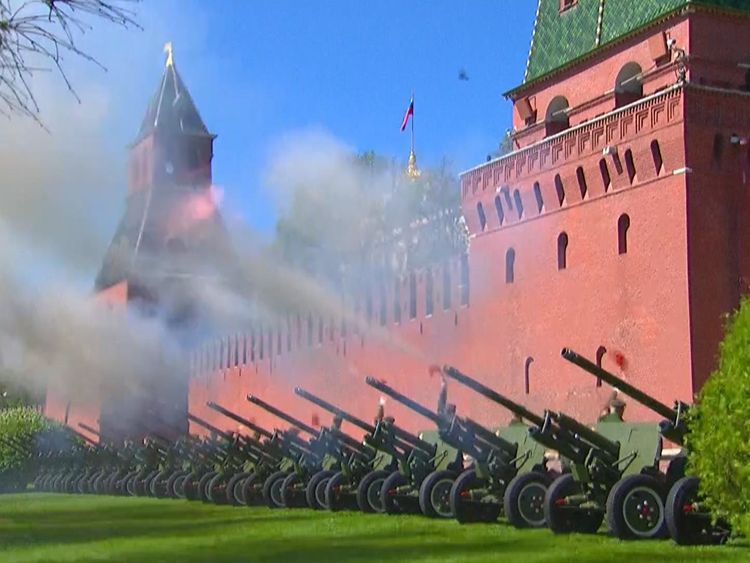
[0,494,748,561]
[688,296,750,537]
[0,406,52,472]
[0,0,140,121]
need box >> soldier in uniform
[598,394,626,422]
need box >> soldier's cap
[610,398,626,408]
[384,416,395,423]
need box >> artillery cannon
[440,365,558,527]
[205,401,294,506]
[293,387,398,512]
[245,394,341,509]
[365,376,464,518]
[561,348,730,544]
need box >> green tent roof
[519,0,750,90]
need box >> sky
[6,0,539,237]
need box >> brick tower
[46,46,231,441]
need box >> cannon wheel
[305,470,335,510]
[242,473,265,506]
[381,471,409,514]
[665,476,728,545]
[606,474,667,540]
[504,471,550,529]
[172,473,190,499]
[262,471,289,509]
[225,472,251,506]
[419,470,456,519]
[325,471,347,512]
[544,474,604,534]
[197,471,218,502]
[450,469,501,523]
[281,472,309,508]
[356,470,390,513]
[207,472,229,504]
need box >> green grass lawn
[0,494,746,563]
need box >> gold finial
[406,149,422,180]
[164,42,174,67]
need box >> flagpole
[410,91,415,154]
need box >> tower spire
[164,41,174,67]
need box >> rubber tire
[381,471,409,515]
[281,472,308,509]
[504,471,550,529]
[225,472,251,506]
[262,471,289,509]
[666,476,725,545]
[544,474,604,534]
[606,473,667,540]
[449,469,502,524]
[306,470,335,510]
[419,470,456,518]
[207,472,229,505]
[150,470,171,498]
[197,471,218,502]
[164,470,184,499]
[242,473,265,506]
[325,471,350,512]
[173,473,189,499]
[356,470,390,513]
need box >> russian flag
[400,96,414,131]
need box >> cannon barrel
[551,411,620,459]
[187,413,232,440]
[246,395,317,436]
[77,422,102,438]
[561,348,677,421]
[365,377,441,424]
[294,387,376,434]
[442,366,545,427]
[206,402,274,440]
[462,416,517,454]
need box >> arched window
[618,214,630,255]
[557,232,568,270]
[425,268,434,316]
[595,346,607,388]
[576,167,588,199]
[599,159,611,192]
[460,254,470,306]
[259,326,265,359]
[614,62,643,108]
[442,264,452,310]
[533,182,544,213]
[651,140,663,174]
[477,202,487,231]
[555,174,565,206]
[366,288,373,323]
[624,149,636,183]
[219,339,225,370]
[494,195,505,225]
[250,329,256,362]
[243,334,248,364]
[409,272,417,319]
[318,317,324,344]
[235,334,240,366]
[513,189,524,219]
[545,96,570,136]
[524,357,534,395]
[506,248,516,284]
[307,315,313,347]
[379,283,387,326]
[393,279,402,324]
[712,133,724,168]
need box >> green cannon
[184,412,252,503]
[561,348,730,544]
[293,387,398,512]
[527,401,665,539]
[365,376,464,518]
[205,401,290,506]
[246,394,338,509]
[440,365,559,527]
